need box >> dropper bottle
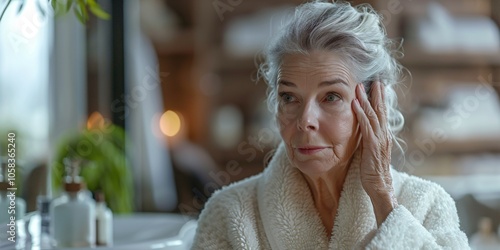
[50,158,95,248]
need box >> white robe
[192,143,469,249]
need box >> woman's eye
[324,93,340,102]
[279,92,296,103]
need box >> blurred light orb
[160,110,181,137]
[87,111,105,130]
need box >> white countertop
[0,213,197,250]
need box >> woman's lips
[295,146,328,155]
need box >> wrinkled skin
[277,51,397,237]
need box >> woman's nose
[297,102,319,131]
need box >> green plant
[52,124,133,214]
[1,0,109,24]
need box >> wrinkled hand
[352,81,398,227]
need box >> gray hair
[259,0,405,151]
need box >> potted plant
[51,117,133,214]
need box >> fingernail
[360,84,365,93]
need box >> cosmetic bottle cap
[63,158,85,192]
[95,191,105,203]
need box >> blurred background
[0,0,499,245]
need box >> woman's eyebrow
[319,79,348,87]
[278,78,348,87]
[278,80,296,87]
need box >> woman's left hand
[352,81,398,227]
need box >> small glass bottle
[50,158,95,248]
[470,217,500,249]
[37,195,52,249]
[95,192,113,246]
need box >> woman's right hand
[352,81,398,227]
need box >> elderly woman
[192,1,469,249]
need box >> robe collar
[257,142,379,249]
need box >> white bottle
[37,196,52,249]
[95,192,113,246]
[50,159,95,248]
[470,217,500,250]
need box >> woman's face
[277,50,361,177]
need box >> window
[0,0,50,163]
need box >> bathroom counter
[0,212,197,250]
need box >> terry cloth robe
[192,143,469,249]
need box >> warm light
[87,111,105,130]
[160,110,181,137]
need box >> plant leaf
[86,0,109,20]
[87,0,96,6]
[37,0,46,17]
[77,0,88,21]
[72,0,88,23]
[73,6,85,24]
[89,4,109,20]
[55,0,68,17]
[66,0,73,12]
[0,0,13,24]
[17,1,24,14]
[51,0,65,16]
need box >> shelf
[153,29,194,55]
[211,48,257,72]
[211,45,500,71]
[221,0,304,16]
[401,44,500,67]
[212,45,500,71]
